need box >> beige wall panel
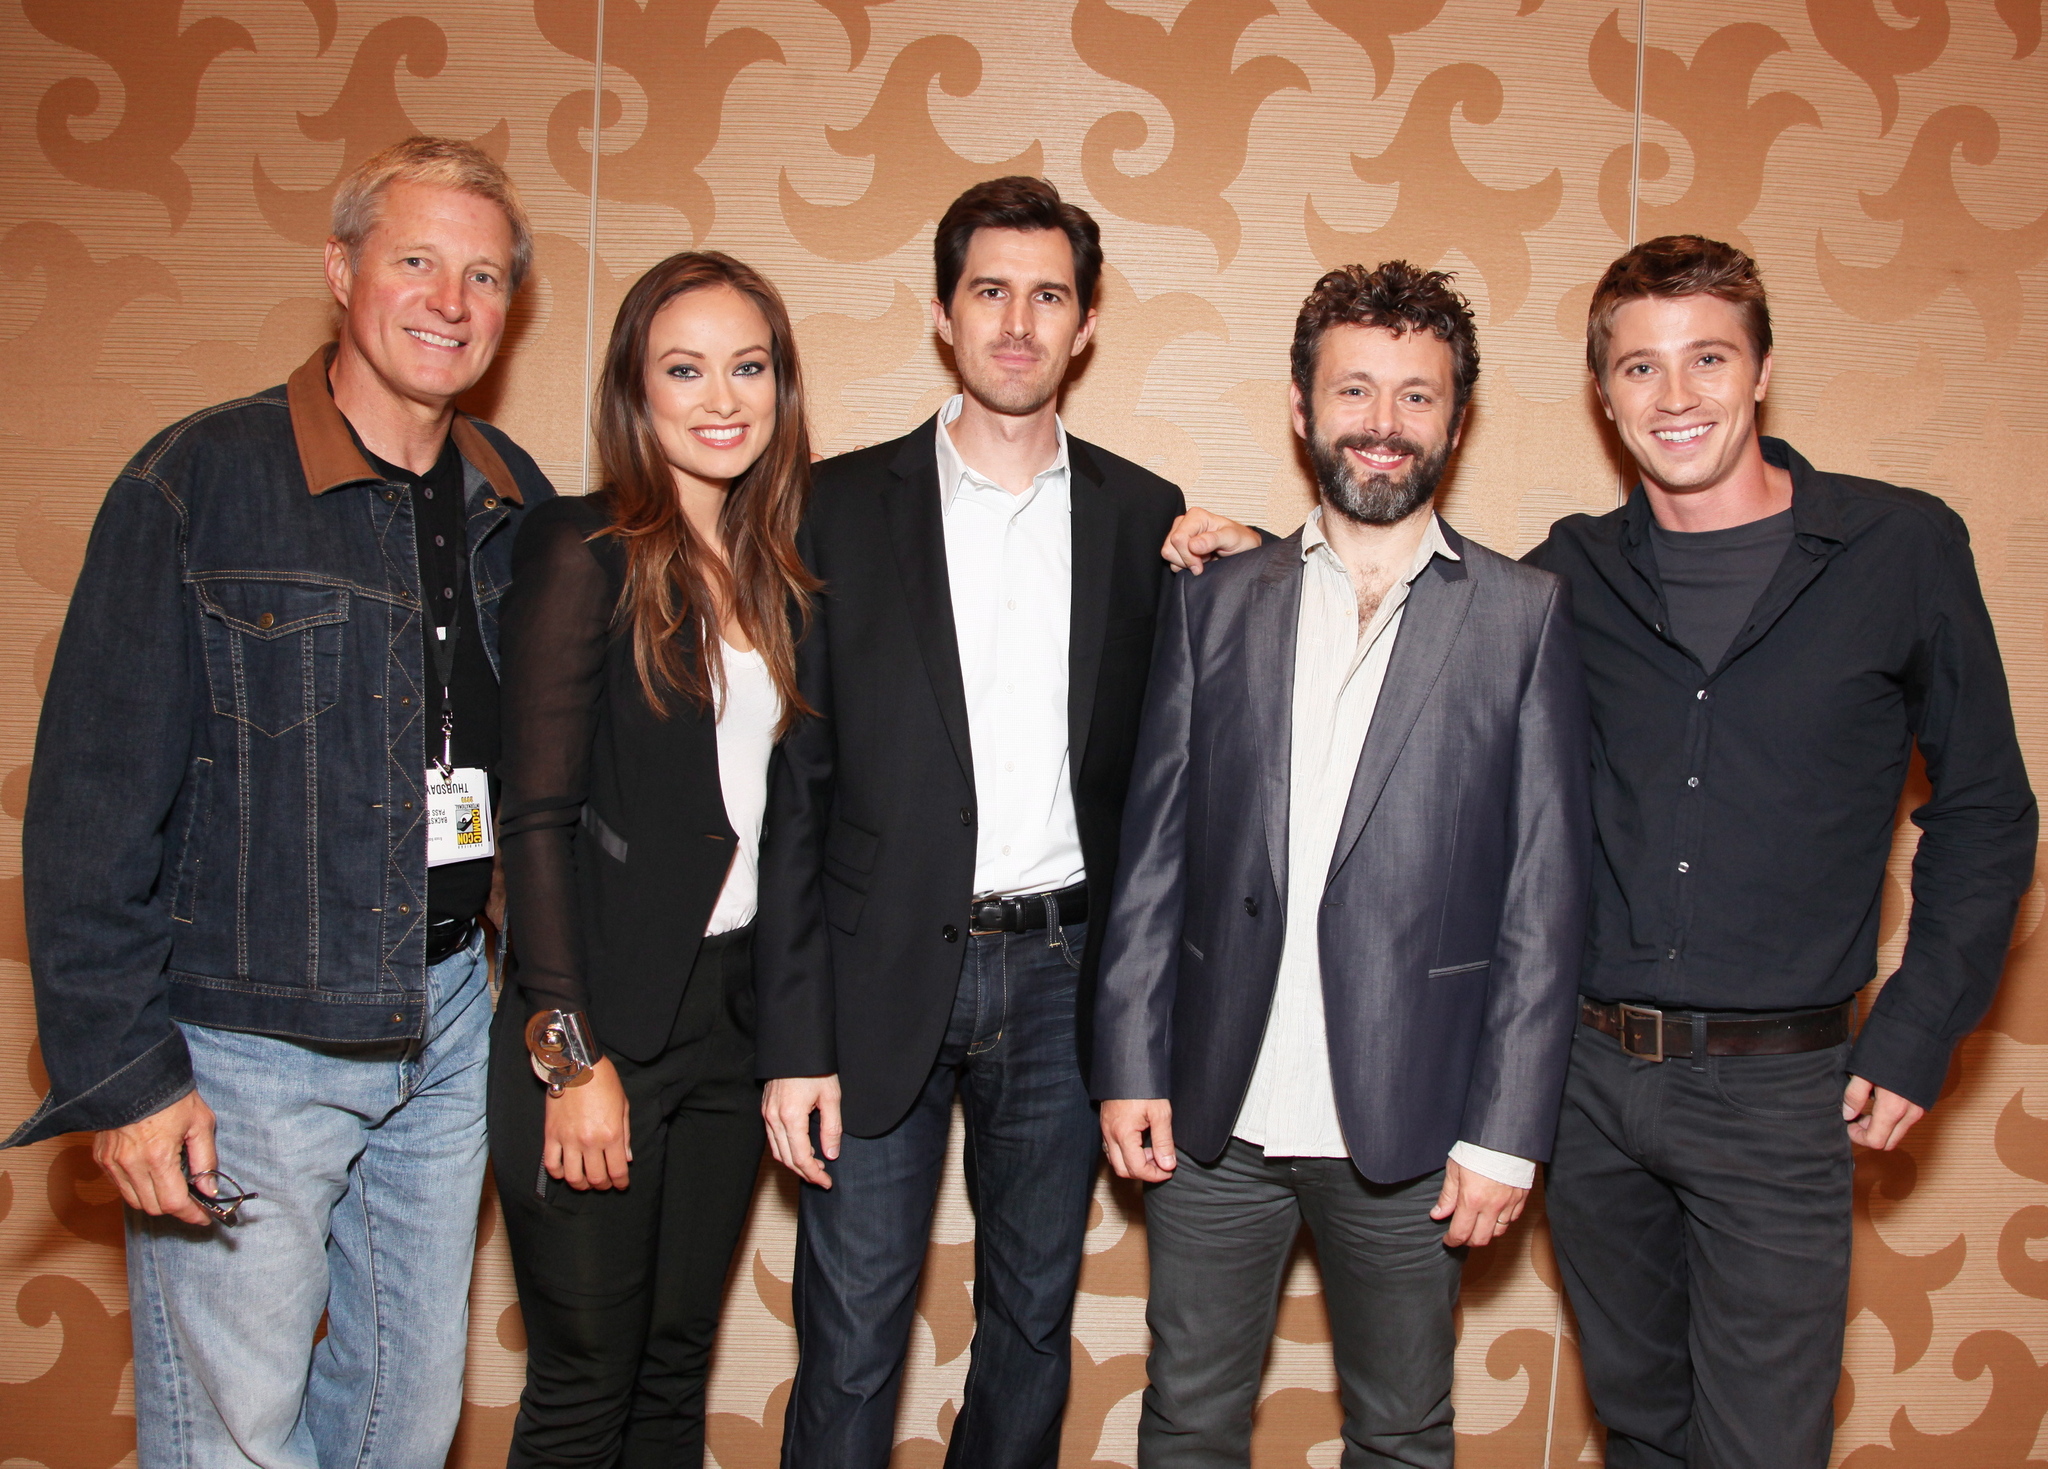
[1,2,2044,1467]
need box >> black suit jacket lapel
[1066,440,1114,773]
[1326,539,1475,885]
[883,427,974,789]
[1247,536,1302,911]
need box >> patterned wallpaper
[0,1,2044,1464]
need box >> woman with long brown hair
[487,251,816,1466]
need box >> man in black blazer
[1094,263,1589,1466]
[755,178,1184,1468]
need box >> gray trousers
[1139,1139,1462,1468]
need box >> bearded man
[754,176,1184,1469]
[1092,261,1590,1467]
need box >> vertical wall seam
[1543,1282,1566,1467]
[579,2,606,495]
[1617,0,1651,508]
[1628,0,1647,247]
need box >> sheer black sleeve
[497,496,618,1020]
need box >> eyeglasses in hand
[186,1168,258,1225]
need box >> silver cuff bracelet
[524,1009,599,1096]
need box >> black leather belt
[1580,997,1854,1062]
[968,882,1089,935]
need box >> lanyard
[430,615,460,776]
[426,509,469,778]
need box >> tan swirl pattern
[0,3,2043,1465]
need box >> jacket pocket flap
[824,817,880,876]
[822,871,865,934]
[1426,959,1492,979]
[195,578,351,639]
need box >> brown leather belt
[1580,997,1854,1062]
[969,882,1089,936]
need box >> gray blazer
[1091,521,1591,1181]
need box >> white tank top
[704,643,779,936]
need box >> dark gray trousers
[1139,1140,1462,1468]
[1547,1021,1854,1469]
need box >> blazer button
[959,807,974,827]
[942,925,960,943]
[1244,897,1259,917]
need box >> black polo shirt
[1526,438,2036,1106]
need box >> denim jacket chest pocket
[194,577,350,736]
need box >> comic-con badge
[426,767,495,867]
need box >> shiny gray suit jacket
[1091,521,1591,1181]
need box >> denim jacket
[6,347,555,1145]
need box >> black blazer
[1092,525,1592,1180]
[496,492,741,1061]
[754,419,1184,1136]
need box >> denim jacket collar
[286,344,525,506]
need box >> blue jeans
[127,933,492,1469]
[782,921,1099,1469]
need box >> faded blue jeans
[126,931,492,1469]
[782,920,1100,1469]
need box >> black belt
[1580,997,1854,1062]
[968,882,1089,935]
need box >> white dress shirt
[704,642,780,936]
[936,395,1085,897]
[1232,508,1533,1189]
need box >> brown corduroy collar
[285,344,523,505]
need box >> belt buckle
[1618,1003,1665,1062]
[968,897,1008,937]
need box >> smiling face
[642,284,776,494]
[324,179,515,411]
[933,226,1097,418]
[1292,322,1461,526]
[1598,293,1773,497]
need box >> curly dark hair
[1586,235,1770,377]
[1289,261,1480,425]
[935,176,1104,316]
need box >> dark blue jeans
[782,920,1098,1469]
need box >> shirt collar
[1618,435,1839,550]
[286,343,523,505]
[934,393,1070,511]
[1300,504,1460,581]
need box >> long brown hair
[592,252,818,731]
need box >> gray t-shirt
[1648,508,1795,671]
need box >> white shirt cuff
[1449,1140,1536,1190]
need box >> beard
[1308,424,1453,526]
[955,343,1064,418]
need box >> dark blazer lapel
[1066,441,1114,772]
[1247,536,1303,910]
[883,426,975,788]
[1325,544,1475,885]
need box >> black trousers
[489,928,765,1469]
[1546,1020,1854,1469]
